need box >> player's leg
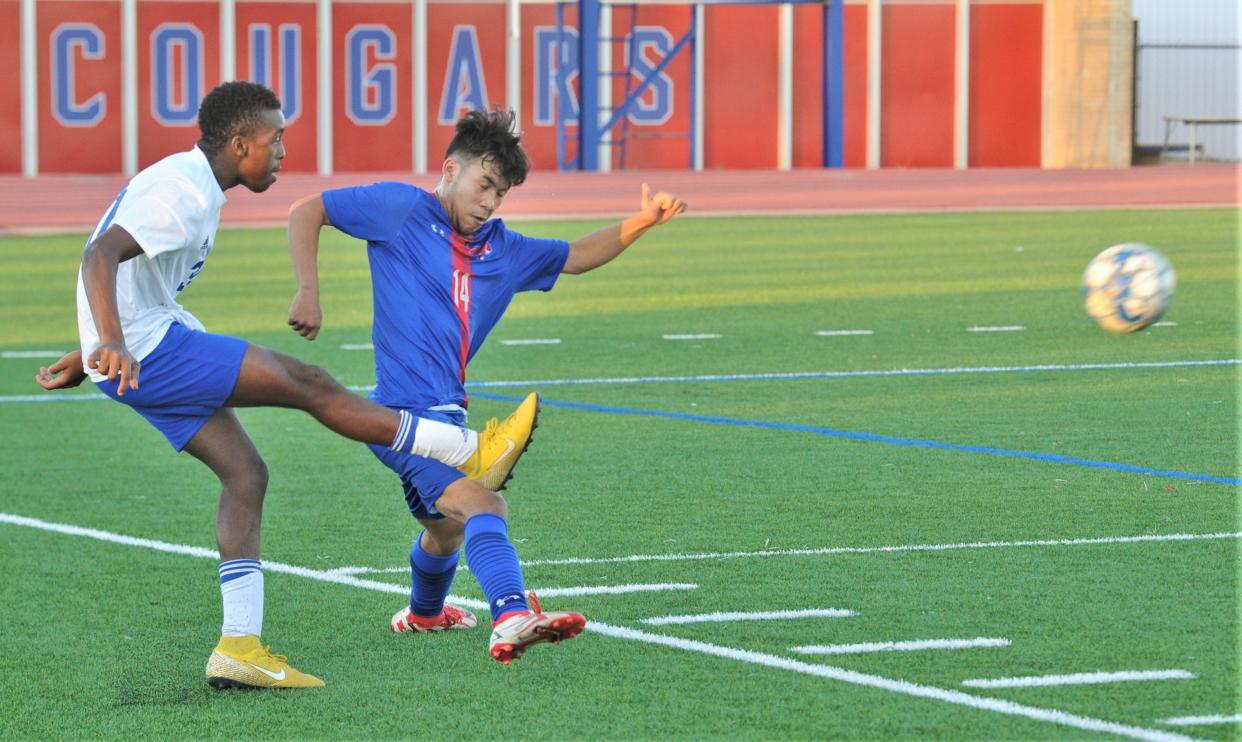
[185,409,324,689]
[225,344,478,465]
[183,408,267,562]
[390,517,478,633]
[435,478,586,664]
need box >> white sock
[409,418,478,466]
[219,561,264,637]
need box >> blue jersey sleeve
[509,231,571,292]
[323,182,419,245]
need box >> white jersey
[77,146,227,381]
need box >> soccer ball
[1082,243,1176,333]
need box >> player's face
[236,108,286,193]
[440,156,510,235]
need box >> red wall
[37,0,122,173]
[331,2,410,171]
[606,4,694,171]
[137,2,219,168]
[703,4,778,168]
[13,0,1046,174]
[235,1,318,172]
[518,3,573,172]
[425,4,507,170]
[970,2,1042,166]
[792,3,824,168]
[881,3,955,167]
[0,0,21,172]
[843,2,868,167]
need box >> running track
[0,164,1237,234]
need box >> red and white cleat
[488,592,586,665]
[391,605,478,633]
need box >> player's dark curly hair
[445,108,530,187]
[197,81,282,155]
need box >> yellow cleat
[458,392,540,492]
[205,635,325,689]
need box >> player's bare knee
[286,358,346,403]
[419,518,465,554]
[221,455,269,499]
[292,359,328,388]
[436,479,508,522]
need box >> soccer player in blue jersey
[34,83,531,687]
[285,108,686,663]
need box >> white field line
[0,511,486,608]
[4,359,1238,403]
[534,583,697,598]
[513,531,1242,568]
[340,343,373,350]
[643,608,855,625]
[322,531,1242,574]
[590,623,1196,742]
[962,670,1195,689]
[815,330,874,336]
[1152,322,1178,328]
[793,638,1010,655]
[663,333,721,340]
[0,511,1198,742]
[2,350,67,358]
[1161,715,1242,727]
[500,338,561,346]
[967,325,1025,332]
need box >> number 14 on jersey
[452,269,472,313]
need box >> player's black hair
[196,81,283,156]
[445,108,530,187]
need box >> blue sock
[463,513,528,623]
[409,532,459,618]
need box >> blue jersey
[323,182,569,410]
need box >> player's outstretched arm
[35,350,87,390]
[562,183,686,275]
[286,194,332,341]
[82,226,145,395]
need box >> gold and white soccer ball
[1082,243,1176,333]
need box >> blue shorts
[96,322,249,451]
[367,405,468,521]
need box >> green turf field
[0,208,1237,740]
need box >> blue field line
[471,392,1241,487]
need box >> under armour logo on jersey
[429,223,447,238]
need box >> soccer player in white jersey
[286,109,686,663]
[34,82,533,688]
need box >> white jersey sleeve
[112,175,213,258]
[76,146,228,382]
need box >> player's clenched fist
[287,288,324,341]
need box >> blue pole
[689,4,698,170]
[824,0,844,167]
[555,2,567,170]
[579,0,601,170]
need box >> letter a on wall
[439,25,489,124]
